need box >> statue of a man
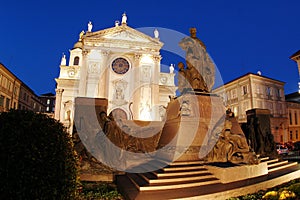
[179,27,216,92]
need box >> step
[268,162,298,173]
[138,179,221,191]
[153,169,210,178]
[260,157,269,162]
[268,160,288,169]
[142,174,217,184]
[169,160,205,166]
[265,158,279,164]
[163,165,205,172]
[127,173,148,190]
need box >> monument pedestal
[157,93,225,162]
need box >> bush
[0,110,78,200]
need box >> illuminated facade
[213,72,288,143]
[54,14,176,132]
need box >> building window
[231,89,237,99]
[266,86,271,96]
[6,98,10,109]
[46,107,50,112]
[73,56,80,65]
[295,112,298,125]
[256,84,260,94]
[289,111,293,125]
[276,88,281,98]
[0,95,4,107]
[47,99,50,104]
[13,87,18,95]
[242,85,248,95]
[13,102,16,109]
[290,131,293,141]
[296,130,299,140]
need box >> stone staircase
[117,157,300,200]
[126,160,221,192]
[261,157,298,174]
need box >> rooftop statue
[179,27,215,92]
[79,30,85,41]
[87,21,93,32]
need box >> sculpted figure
[185,61,209,92]
[205,109,259,164]
[179,27,215,91]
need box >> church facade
[54,14,176,132]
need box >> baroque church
[54,13,176,132]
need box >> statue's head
[189,27,197,38]
[178,62,185,70]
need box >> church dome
[73,41,83,49]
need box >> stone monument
[244,109,278,158]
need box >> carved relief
[134,53,142,62]
[140,66,151,82]
[180,99,191,116]
[152,55,162,63]
[111,79,128,106]
[88,62,100,74]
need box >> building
[213,72,288,143]
[40,93,55,113]
[285,92,300,142]
[0,63,21,112]
[54,14,176,131]
[18,83,46,113]
[0,62,46,113]
[290,50,300,92]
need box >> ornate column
[77,49,89,96]
[54,88,64,120]
[131,54,142,120]
[99,50,110,98]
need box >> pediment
[103,30,149,43]
[84,25,163,47]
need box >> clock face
[112,58,130,74]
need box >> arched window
[73,56,80,65]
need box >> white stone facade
[55,18,176,132]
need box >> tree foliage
[0,110,78,200]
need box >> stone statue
[88,21,93,32]
[154,29,159,39]
[245,114,277,158]
[60,53,66,66]
[79,30,84,41]
[177,61,209,94]
[205,109,259,164]
[122,12,127,24]
[169,64,174,74]
[177,62,188,94]
[179,27,215,92]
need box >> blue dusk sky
[0,0,299,95]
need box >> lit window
[47,99,50,104]
[73,56,80,65]
[46,107,49,111]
